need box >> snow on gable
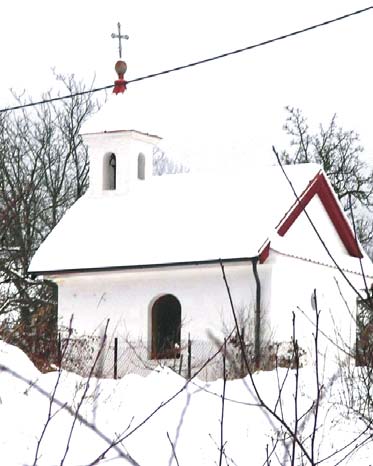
[274,193,349,259]
[275,171,362,258]
[267,171,373,277]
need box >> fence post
[114,337,118,380]
[241,326,245,377]
[187,333,192,379]
[58,332,62,367]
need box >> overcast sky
[1,0,373,171]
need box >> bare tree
[0,72,191,366]
[281,107,373,258]
[153,146,189,176]
[0,73,101,365]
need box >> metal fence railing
[59,334,225,381]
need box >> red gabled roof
[259,170,363,263]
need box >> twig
[310,291,321,464]
[87,330,235,465]
[0,364,131,460]
[33,319,73,465]
[317,418,373,464]
[264,437,282,466]
[348,193,371,303]
[188,379,260,406]
[59,320,110,466]
[219,339,227,466]
[219,259,314,464]
[296,305,351,357]
[209,433,239,466]
[167,431,181,466]
[273,355,291,419]
[291,312,300,466]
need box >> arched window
[151,294,181,359]
[103,153,116,190]
[137,153,145,180]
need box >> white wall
[82,130,157,196]
[268,251,362,365]
[55,261,272,353]
[53,251,364,375]
[279,194,349,256]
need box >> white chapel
[29,59,373,379]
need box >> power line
[1,5,372,114]
[0,84,114,114]
[127,5,373,84]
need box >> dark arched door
[151,294,181,359]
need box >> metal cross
[111,22,129,58]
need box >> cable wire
[0,84,114,113]
[126,5,373,84]
[1,5,372,114]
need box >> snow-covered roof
[29,162,367,275]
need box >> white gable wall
[274,193,349,258]
[267,193,363,364]
[268,251,360,365]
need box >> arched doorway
[151,294,181,359]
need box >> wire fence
[0,321,313,381]
[60,334,225,381]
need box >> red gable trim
[276,172,362,258]
[259,243,270,264]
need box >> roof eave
[29,255,261,278]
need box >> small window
[103,153,116,190]
[151,294,181,359]
[138,153,145,180]
[356,294,373,366]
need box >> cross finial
[111,22,129,58]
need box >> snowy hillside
[0,340,372,466]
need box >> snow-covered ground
[0,340,372,466]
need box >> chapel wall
[269,251,362,367]
[56,261,273,380]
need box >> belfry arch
[103,152,116,190]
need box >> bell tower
[82,129,160,195]
[80,25,161,195]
